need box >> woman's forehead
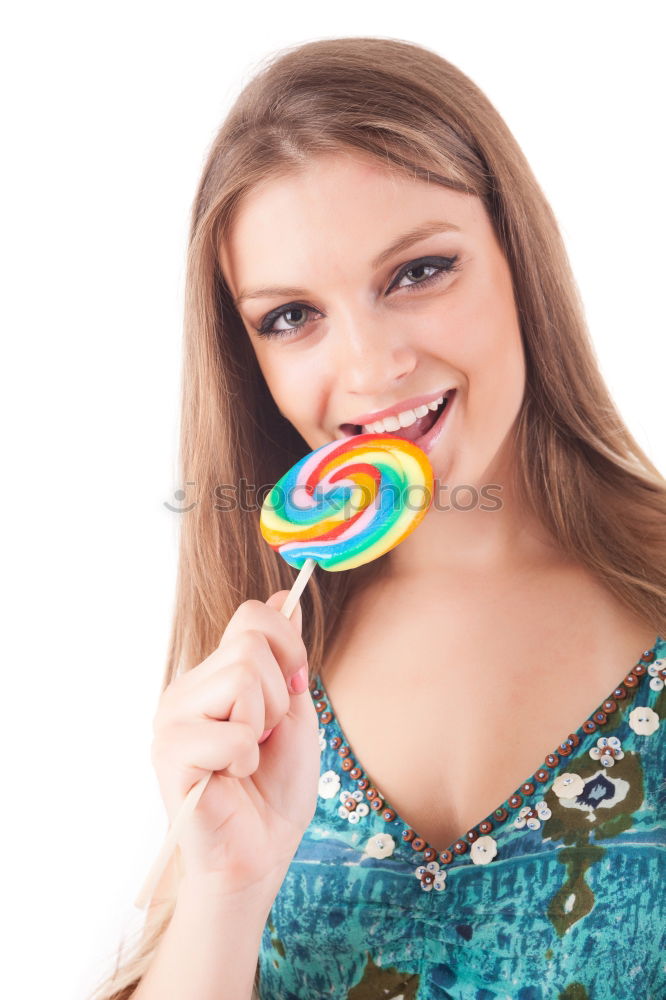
[219,157,484,293]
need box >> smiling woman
[89,35,666,1000]
[218,159,524,479]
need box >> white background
[1,2,663,997]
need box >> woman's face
[219,151,525,488]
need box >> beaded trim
[311,644,658,874]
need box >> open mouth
[340,389,454,446]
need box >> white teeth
[362,394,446,434]
[380,414,400,432]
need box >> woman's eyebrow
[234,219,461,306]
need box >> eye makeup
[253,254,461,340]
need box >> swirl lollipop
[135,433,433,909]
[260,433,433,612]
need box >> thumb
[265,589,303,636]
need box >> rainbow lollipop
[260,433,433,612]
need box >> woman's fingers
[172,634,290,733]
[151,717,257,819]
[219,593,307,676]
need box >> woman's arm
[131,872,279,1000]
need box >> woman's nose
[334,313,417,394]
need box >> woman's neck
[385,476,561,581]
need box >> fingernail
[258,728,274,744]
[290,666,309,694]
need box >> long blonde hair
[89,35,666,1000]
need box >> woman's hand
[150,591,320,895]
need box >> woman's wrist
[177,864,288,913]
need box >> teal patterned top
[258,636,666,999]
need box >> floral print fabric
[258,636,666,999]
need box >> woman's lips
[339,390,456,454]
[410,388,456,454]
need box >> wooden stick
[134,558,317,910]
[277,556,316,618]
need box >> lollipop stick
[133,557,317,910]
[278,557,316,616]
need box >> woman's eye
[390,255,461,293]
[254,254,460,339]
[256,304,317,339]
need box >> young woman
[91,36,666,1000]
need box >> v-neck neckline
[312,634,664,863]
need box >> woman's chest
[319,564,657,855]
